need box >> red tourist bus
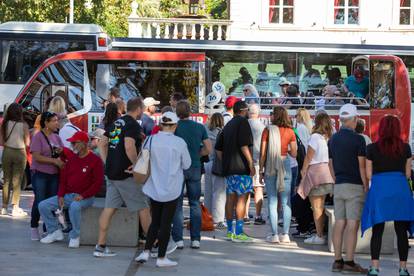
[11,50,411,143]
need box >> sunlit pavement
[0,191,412,276]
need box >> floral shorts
[225,175,253,195]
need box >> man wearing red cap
[38,131,104,248]
[223,96,239,126]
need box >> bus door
[368,56,411,142]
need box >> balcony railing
[128,3,231,40]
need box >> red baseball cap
[225,96,239,109]
[67,131,89,143]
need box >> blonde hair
[296,108,312,132]
[48,96,67,115]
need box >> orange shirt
[261,127,296,156]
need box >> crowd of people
[0,87,413,273]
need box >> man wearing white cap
[328,104,368,274]
[142,97,160,136]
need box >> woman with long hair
[29,112,65,241]
[362,115,414,276]
[298,112,334,245]
[295,108,312,149]
[0,103,30,216]
[204,112,226,228]
[48,96,68,130]
[102,103,120,130]
[259,106,297,243]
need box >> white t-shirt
[296,123,311,150]
[59,123,80,149]
[308,133,329,165]
[222,112,233,126]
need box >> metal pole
[69,0,74,24]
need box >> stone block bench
[325,206,394,254]
[80,198,139,247]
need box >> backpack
[294,131,306,182]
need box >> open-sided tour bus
[12,51,411,143]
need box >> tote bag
[133,136,153,184]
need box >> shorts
[333,183,365,220]
[309,183,333,197]
[225,175,253,195]
[105,177,149,212]
[253,165,265,187]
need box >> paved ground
[0,191,413,276]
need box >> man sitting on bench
[39,131,104,248]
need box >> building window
[334,0,359,25]
[400,0,412,25]
[269,0,294,24]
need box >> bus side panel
[395,58,411,142]
[71,114,89,132]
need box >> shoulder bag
[211,130,224,176]
[133,135,153,184]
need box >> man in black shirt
[328,104,368,274]
[93,97,151,258]
[215,101,255,243]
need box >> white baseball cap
[161,111,179,124]
[278,77,291,86]
[339,103,359,119]
[143,97,160,107]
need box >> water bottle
[55,209,67,230]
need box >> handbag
[211,131,224,176]
[133,136,153,184]
[186,204,215,231]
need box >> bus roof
[112,38,414,56]
[0,22,104,34]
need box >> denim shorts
[225,175,253,195]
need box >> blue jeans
[291,166,298,200]
[39,193,94,239]
[172,167,201,242]
[265,158,292,235]
[30,172,59,228]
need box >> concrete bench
[80,198,140,247]
[325,206,394,254]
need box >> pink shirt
[30,132,63,175]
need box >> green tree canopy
[0,0,228,37]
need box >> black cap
[234,100,248,114]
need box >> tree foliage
[0,0,227,37]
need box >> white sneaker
[135,251,149,263]
[40,229,64,244]
[156,257,177,267]
[1,208,8,215]
[175,240,184,249]
[279,234,291,243]
[11,207,27,217]
[266,234,280,243]
[150,240,178,258]
[191,240,200,249]
[68,237,80,248]
[304,234,326,245]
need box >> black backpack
[295,133,306,182]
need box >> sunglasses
[42,111,57,120]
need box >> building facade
[229,0,414,46]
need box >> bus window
[19,60,85,127]
[89,60,201,112]
[0,40,94,84]
[370,60,395,109]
